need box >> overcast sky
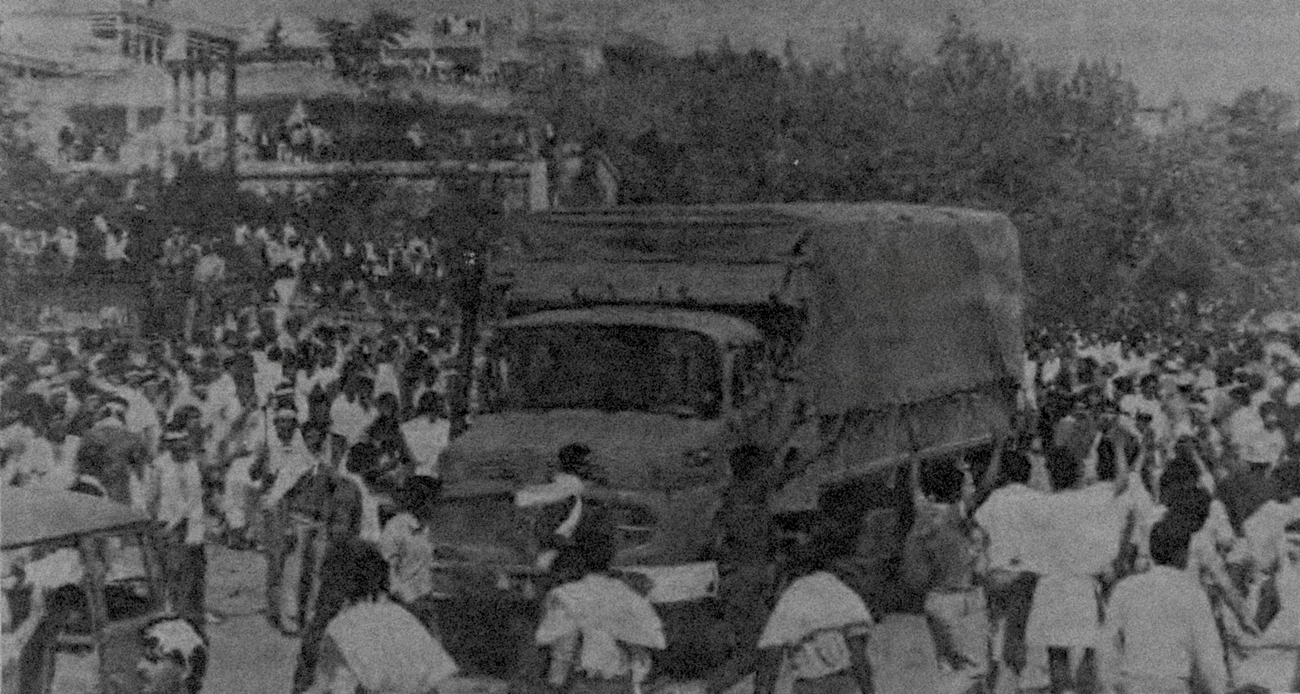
[179,0,1300,109]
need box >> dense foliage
[527,18,1300,329]
[4,17,1300,331]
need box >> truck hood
[442,410,730,490]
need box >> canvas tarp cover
[496,203,1024,412]
[796,203,1024,414]
[494,207,807,308]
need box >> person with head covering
[151,420,208,626]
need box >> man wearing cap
[152,421,208,626]
[260,406,316,634]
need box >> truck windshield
[488,325,723,418]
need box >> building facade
[1,0,241,174]
[2,0,631,210]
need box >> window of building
[464,17,483,34]
[185,31,231,61]
[91,13,118,40]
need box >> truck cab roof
[497,307,765,347]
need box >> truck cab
[426,203,1025,677]
[438,306,783,565]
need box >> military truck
[426,203,1025,674]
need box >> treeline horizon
[6,16,1300,332]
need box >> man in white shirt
[93,373,161,456]
[400,392,450,479]
[1098,519,1228,694]
[330,378,375,451]
[1227,400,1286,472]
[974,451,1045,693]
[152,424,208,626]
[261,408,317,634]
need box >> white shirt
[330,396,374,447]
[264,430,315,508]
[377,512,434,604]
[153,452,205,545]
[201,373,241,433]
[100,382,161,450]
[323,599,458,694]
[1098,565,1227,694]
[1226,407,1285,466]
[400,417,449,478]
[973,482,1040,571]
[1243,498,1300,570]
[13,436,74,491]
[252,351,284,409]
[374,362,400,400]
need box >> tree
[316,11,412,92]
[315,12,413,162]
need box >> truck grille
[427,495,537,564]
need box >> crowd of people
[56,124,123,165]
[0,302,465,691]
[960,325,1300,694]
[2,218,462,339]
[3,212,1300,694]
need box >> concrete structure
[1,0,626,210]
[0,0,242,174]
